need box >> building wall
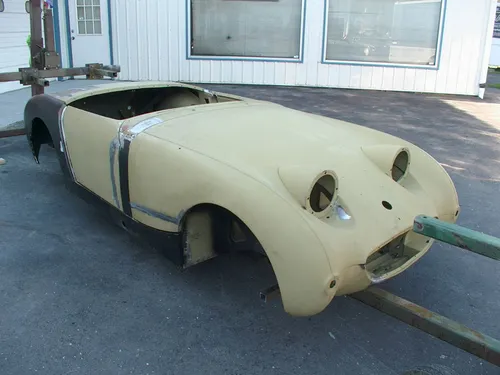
[492,39,500,66]
[101,0,495,96]
[0,0,495,95]
[0,0,30,94]
[490,1,500,67]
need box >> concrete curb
[2,121,24,131]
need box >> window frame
[75,0,103,36]
[185,0,308,63]
[320,0,447,70]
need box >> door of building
[66,0,111,67]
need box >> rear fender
[24,94,65,163]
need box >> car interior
[68,86,240,120]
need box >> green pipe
[413,215,500,261]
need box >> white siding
[491,38,500,66]
[71,0,496,96]
[0,0,30,94]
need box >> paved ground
[1,79,500,375]
[488,69,500,86]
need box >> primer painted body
[25,81,460,317]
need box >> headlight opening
[307,172,338,215]
[391,149,410,182]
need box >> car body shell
[24,81,460,317]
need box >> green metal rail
[413,215,500,261]
[352,215,500,367]
[352,287,500,367]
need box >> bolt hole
[121,220,127,229]
[382,201,392,210]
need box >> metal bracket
[43,51,61,69]
[86,63,119,80]
[259,284,280,302]
[18,68,49,87]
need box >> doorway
[66,0,111,67]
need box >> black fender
[24,94,74,179]
[24,94,64,160]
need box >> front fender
[128,134,337,316]
[401,143,460,223]
[207,176,339,316]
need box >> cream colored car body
[25,81,460,317]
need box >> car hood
[139,100,442,221]
[141,100,410,172]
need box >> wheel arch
[178,202,267,267]
[176,193,335,316]
[24,94,66,163]
[29,117,54,160]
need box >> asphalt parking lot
[1,81,500,375]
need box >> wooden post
[30,0,44,96]
[43,7,56,53]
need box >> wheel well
[32,118,53,146]
[180,203,267,267]
[30,118,54,161]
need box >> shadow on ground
[1,84,499,375]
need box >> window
[323,0,445,67]
[76,0,102,35]
[188,0,305,61]
[493,4,500,39]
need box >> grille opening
[392,150,409,181]
[365,233,419,278]
[309,174,336,213]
